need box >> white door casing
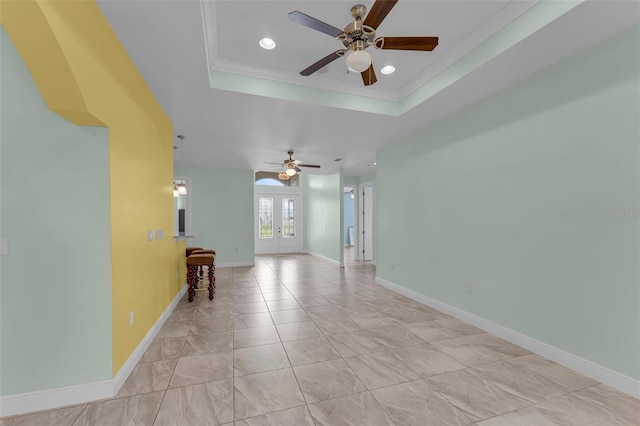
[363,185,374,261]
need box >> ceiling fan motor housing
[341,5,375,50]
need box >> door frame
[357,181,374,262]
[254,192,304,255]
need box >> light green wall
[302,173,343,264]
[255,184,302,195]
[344,176,358,186]
[175,167,254,265]
[357,172,376,185]
[345,172,376,186]
[0,28,112,395]
[377,25,639,379]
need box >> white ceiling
[97,0,639,176]
[205,0,535,100]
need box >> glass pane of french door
[282,198,296,238]
[258,197,273,238]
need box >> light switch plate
[147,230,154,241]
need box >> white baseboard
[375,276,640,399]
[113,284,188,394]
[303,250,341,267]
[215,261,255,268]
[0,380,114,418]
[0,285,188,418]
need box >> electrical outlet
[130,311,134,325]
[156,229,164,239]
[464,284,471,294]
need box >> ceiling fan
[265,150,321,178]
[288,0,439,86]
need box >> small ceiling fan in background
[288,0,439,86]
[264,150,321,180]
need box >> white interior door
[363,185,374,261]
[255,194,303,254]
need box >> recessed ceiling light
[259,38,276,50]
[380,65,395,75]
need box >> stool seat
[186,247,204,257]
[192,249,216,256]
[187,253,215,266]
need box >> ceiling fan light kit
[346,50,371,73]
[288,0,438,87]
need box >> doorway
[254,193,303,254]
[344,186,357,262]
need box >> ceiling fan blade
[298,164,321,168]
[295,167,302,172]
[288,11,344,38]
[363,0,399,29]
[375,36,439,51]
[361,64,377,86]
[300,50,346,76]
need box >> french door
[255,194,303,254]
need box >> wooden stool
[191,249,217,284]
[186,247,204,257]
[186,253,215,302]
[185,247,204,288]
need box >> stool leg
[187,266,196,302]
[208,262,214,300]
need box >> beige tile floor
[3,253,639,425]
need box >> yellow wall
[1,0,184,374]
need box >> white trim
[358,181,375,262]
[215,261,255,268]
[375,276,640,399]
[304,250,341,267]
[113,284,188,394]
[0,380,113,418]
[0,285,188,418]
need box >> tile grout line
[261,263,313,417]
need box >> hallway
[4,255,638,425]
